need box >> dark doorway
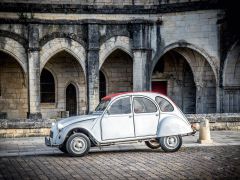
[99,71,106,100]
[152,81,167,95]
[66,84,77,116]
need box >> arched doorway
[152,47,216,114]
[100,49,133,94]
[99,70,106,100]
[223,41,240,112]
[40,50,87,119]
[66,83,77,116]
[152,51,196,114]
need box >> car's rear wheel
[160,135,182,152]
[66,133,90,157]
[145,139,161,149]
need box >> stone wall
[1,0,202,5]
[0,1,239,118]
[0,52,27,119]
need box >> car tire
[159,135,182,152]
[66,133,91,157]
[145,139,161,149]
[59,143,68,153]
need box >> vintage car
[45,92,195,156]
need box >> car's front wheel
[145,139,161,149]
[159,135,182,152]
[66,133,91,157]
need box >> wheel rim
[70,137,87,154]
[164,136,179,150]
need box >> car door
[133,96,160,137]
[101,96,134,140]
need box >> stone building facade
[0,0,239,120]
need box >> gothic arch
[223,40,240,86]
[40,38,86,76]
[151,41,218,83]
[0,36,27,74]
[99,36,133,69]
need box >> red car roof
[102,91,163,101]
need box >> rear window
[134,97,157,113]
[155,96,174,112]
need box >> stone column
[216,86,222,113]
[196,82,204,114]
[27,24,42,119]
[133,49,150,91]
[87,24,100,112]
[132,24,151,91]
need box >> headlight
[57,123,64,130]
[52,122,55,126]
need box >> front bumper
[45,136,52,146]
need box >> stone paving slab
[0,131,239,157]
[0,145,239,179]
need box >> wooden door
[152,81,167,95]
[66,84,77,116]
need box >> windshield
[95,100,110,112]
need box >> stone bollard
[197,118,213,144]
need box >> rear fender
[157,116,193,137]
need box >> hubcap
[164,136,179,149]
[70,137,87,154]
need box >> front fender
[157,116,193,137]
[55,122,95,145]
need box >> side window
[134,97,157,113]
[109,97,131,115]
[155,96,174,112]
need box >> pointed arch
[223,40,240,86]
[0,37,27,74]
[151,41,218,83]
[40,38,86,77]
[99,36,132,69]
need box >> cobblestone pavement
[0,145,239,179]
[0,131,240,179]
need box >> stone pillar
[27,24,42,119]
[216,86,222,113]
[196,82,204,114]
[132,24,151,91]
[87,24,100,112]
[133,49,150,91]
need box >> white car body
[46,92,194,150]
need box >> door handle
[129,115,132,118]
[155,114,159,116]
